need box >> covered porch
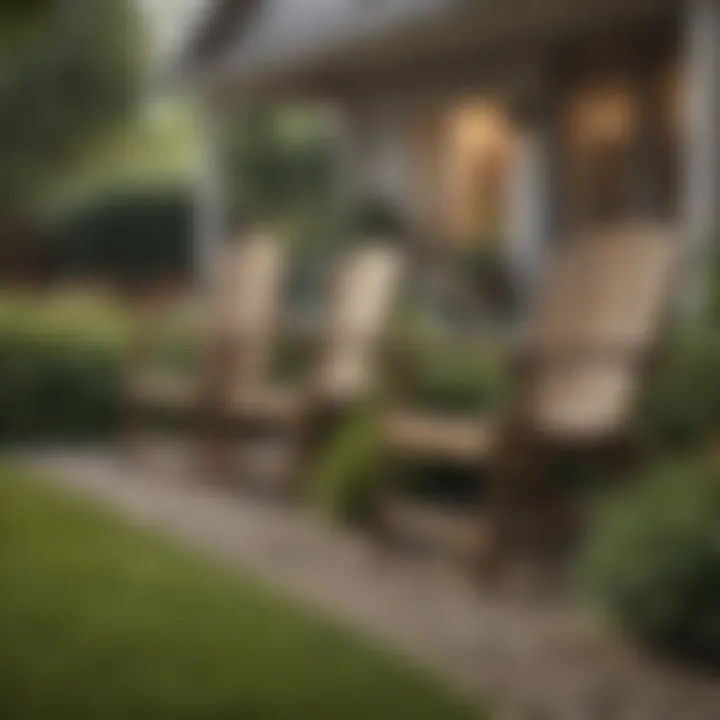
[187,0,720,309]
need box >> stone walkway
[21,448,720,719]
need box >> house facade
[179,0,719,303]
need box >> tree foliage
[229,107,335,222]
[0,0,56,31]
[0,0,143,214]
[580,458,720,666]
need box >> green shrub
[412,343,508,414]
[640,328,720,451]
[0,293,191,443]
[52,188,192,287]
[579,457,720,666]
[0,328,124,443]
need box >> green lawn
[0,468,480,720]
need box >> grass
[0,467,480,720]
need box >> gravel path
[19,448,720,719]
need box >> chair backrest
[209,229,286,390]
[315,241,405,404]
[522,221,678,440]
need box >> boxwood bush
[640,327,720,451]
[579,457,720,667]
[52,189,193,287]
[0,296,128,443]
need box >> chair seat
[230,384,306,423]
[130,372,197,410]
[530,363,635,442]
[384,410,497,462]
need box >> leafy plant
[0,329,124,442]
[0,293,193,443]
[640,327,720,451]
[0,0,143,214]
[579,457,720,666]
[310,406,383,522]
[412,342,508,414]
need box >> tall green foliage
[229,108,334,222]
[0,0,143,214]
[0,0,56,43]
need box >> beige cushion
[529,362,636,441]
[525,221,677,439]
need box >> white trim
[683,0,720,253]
[506,95,556,307]
[193,102,229,288]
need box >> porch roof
[178,0,676,101]
[179,0,462,95]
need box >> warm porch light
[569,85,637,148]
[442,102,515,243]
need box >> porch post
[335,102,376,223]
[683,0,720,291]
[631,64,667,219]
[404,106,447,244]
[506,91,557,309]
[194,98,230,289]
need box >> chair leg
[119,399,146,467]
[368,443,409,556]
[190,404,227,483]
[476,474,514,583]
[369,483,394,548]
[220,417,256,488]
[477,430,541,582]
[284,407,343,499]
[282,416,315,499]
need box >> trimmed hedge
[52,189,193,287]
[0,334,122,442]
[0,295,128,443]
[579,457,720,666]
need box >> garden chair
[223,239,405,494]
[124,229,286,469]
[376,221,679,575]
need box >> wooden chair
[376,221,679,574]
[223,239,405,493]
[124,229,286,469]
